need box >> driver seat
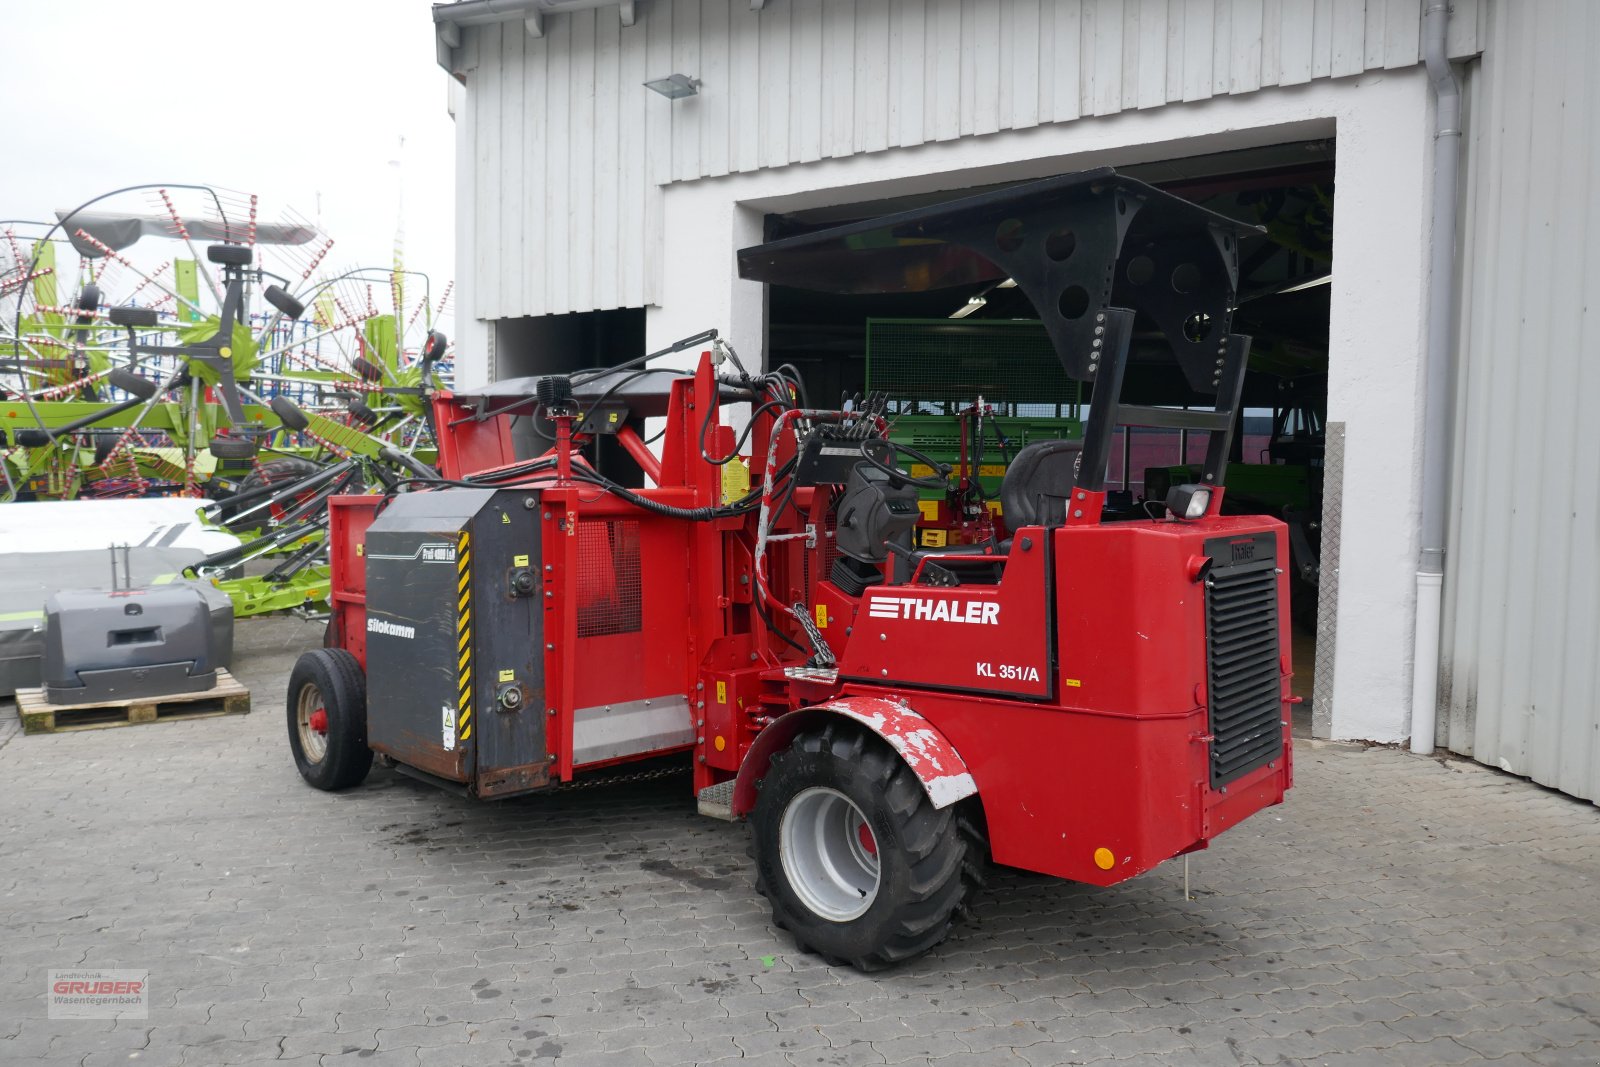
[896,438,1084,583]
[997,439,1082,532]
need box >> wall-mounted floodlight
[644,73,701,99]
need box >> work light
[1165,484,1212,520]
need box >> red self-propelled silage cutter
[287,169,1294,969]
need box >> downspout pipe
[1411,0,1461,756]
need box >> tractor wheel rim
[779,786,881,922]
[296,682,329,764]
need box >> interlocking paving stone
[0,615,1597,1066]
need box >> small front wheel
[286,648,373,791]
[751,721,983,970]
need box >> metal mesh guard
[577,520,643,637]
[866,319,1080,408]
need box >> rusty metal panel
[467,493,548,798]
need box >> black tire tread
[208,435,259,460]
[271,395,310,431]
[752,720,987,971]
[286,648,373,791]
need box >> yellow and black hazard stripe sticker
[456,530,473,742]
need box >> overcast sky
[0,0,456,332]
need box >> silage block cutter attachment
[289,169,1292,970]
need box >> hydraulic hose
[202,458,351,523]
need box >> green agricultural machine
[1,184,454,620]
[866,318,1084,548]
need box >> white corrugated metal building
[431,0,1600,802]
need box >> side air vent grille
[1204,532,1283,787]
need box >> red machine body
[298,170,1291,967]
[325,350,1292,888]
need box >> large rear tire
[287,648,373,791]
[751,721,984,970]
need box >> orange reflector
[1093,847,1115,870]
[713,735,726,752]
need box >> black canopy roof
[737,169,1263,393]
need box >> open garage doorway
[491,307,647,482]
[758,142,1334,735]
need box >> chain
[549,764,691,793]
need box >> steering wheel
[858,436,951,491]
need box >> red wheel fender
[731,695,978,817]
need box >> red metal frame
[430,392,518,479]
[328,352,1292,889]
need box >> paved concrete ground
[1,617,1598,1067]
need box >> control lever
[886,541,958,587]
[846,391,887,439]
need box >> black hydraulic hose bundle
[201,458,353,523]
[184,516,326,576]
[562,460,792,522]
[568,329,721,385]
[500,328,724,439]
[395,334,810,524]
[273,465,365,528]
[383,448,797,528]
[699,370,799,467]
[262,535,327,584]
[700,397,785,466]
[991,417,1012,466]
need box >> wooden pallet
[16,669,250,735]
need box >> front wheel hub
[295,683,330,764]
[779,786,881,922]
